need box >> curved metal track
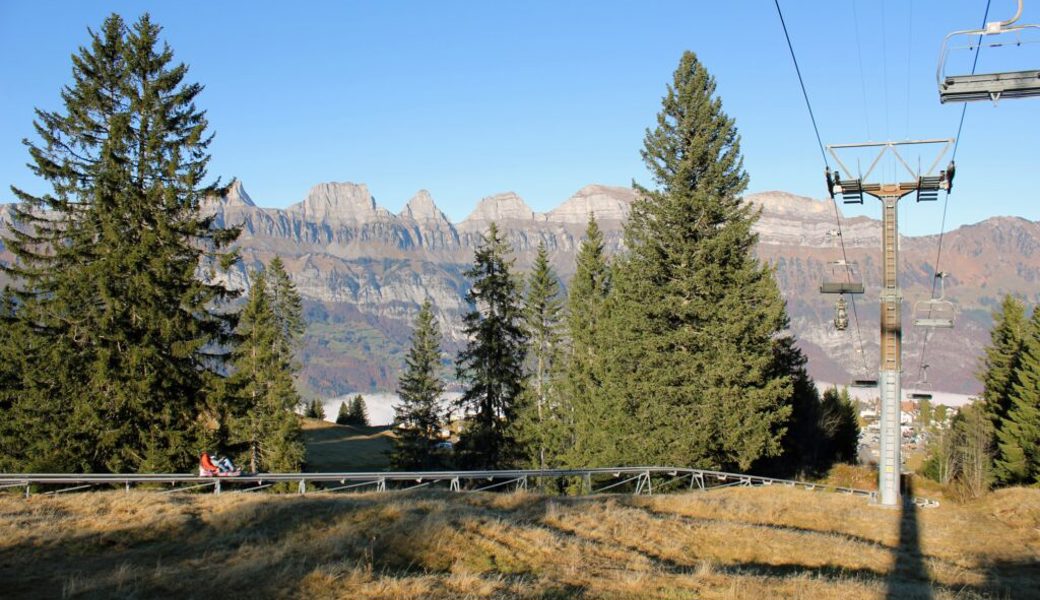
[0,467,938,507]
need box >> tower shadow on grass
[886,477,932,600]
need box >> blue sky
[1,1,1037,235]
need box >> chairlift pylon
[938,0,1040,103]
[914,272,956,328]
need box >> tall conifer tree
[604,51,792,471]
[455,223,528,469]
[392,300,446,470]
[348,395,369,426]
[225,270,304,473]
[267,256,305,358]
[516,242,564,468]
[559,216,616,467]
[995,306,1040,483]
[0,14,238,472]
[980,295,1027,427]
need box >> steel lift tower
[825,139,955,506]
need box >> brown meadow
[1,482,1037,599]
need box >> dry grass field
[1,479,1037,600]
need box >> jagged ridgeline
[169,179,1040,399]
[5,182,1040,400]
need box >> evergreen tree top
[640,50,748,200]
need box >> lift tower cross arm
[824,139,954,507]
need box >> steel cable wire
[774,0,870,377]
[916,0,994,382]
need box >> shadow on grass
[885,478,931,600]
[2,487,1037,599]
[0,493,440,599]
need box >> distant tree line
[390,51,858,478]
[336,395,370,427]
[0,14,303,474]
[924,295,1040,496]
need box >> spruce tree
[267,256,305,357]
[348,395,370,426]
[305,399,326,420]
[819,386,860,466]
[995,306,1040,484]
[759,338,824,475]
[514,242,565,469]
[392,300,446,470]
[604,51,792,471]
[559,216,616,467]
[0,14,239,472]
[455,223,528,469]
[979,295,1027,427]
[225,271,304,473]
[336,401,351,426]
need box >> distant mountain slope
[3,182,1037,397]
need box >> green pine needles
[392,301,446,470]
[0,14,239,473]
[515,242,566,470]
[0,15,306,476]
[603,50,795,471]
[454,223,528,469]
[993,299,1040,484]
[219,263,305,474]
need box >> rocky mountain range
[4,182,1039,398]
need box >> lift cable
[773,0,829,167]
[774,0,870,377]
[915,0,993,382]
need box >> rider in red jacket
[199,452,219,474]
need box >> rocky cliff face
[3,183,1036,398]
[197,182,1039,397]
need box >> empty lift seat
[940,69,1040,103]
[916,175,944,202]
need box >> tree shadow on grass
[2,487,1037,599]
[0,492,457,599]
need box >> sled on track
[199,468,242,477]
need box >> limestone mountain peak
[223,179,256,207]
[547,184,635,223]
[287,182,391,223]
[463,192,537,223]
[401,189,448,223]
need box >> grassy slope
[1,484,1037,599]
[301,417,394,472]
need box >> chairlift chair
[909,366,933,402]
[819,260,863,331]
[819,260,865,295]
[938,0,1040,103]
[851,379,879,388]
[825,168,864,204]
[914,272,956,328]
